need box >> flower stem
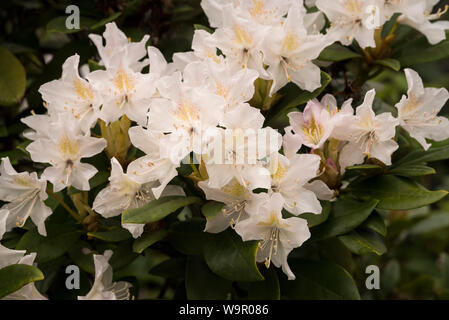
[47,188,82,223]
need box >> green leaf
[133,229,168,254]
[396,33,449,67]
[362,212,387,236]
[0,264,44,299]
[393,145,449,167]
[89,12,122,30]
[338,229,387,256]
[201,201,224,219]
[381,13,400,38]
[46,16,96,33]
[318,43,362,61]
[311,198,379,241]
[388,164,435,177]
[409,211,449,235]
[68,242,95,274]
[122,196,202,224]
[247,266,280,300]
[0,47,26,106]
[169,218,210,256]
[381,259,400,293]
[193,24,213,33]
[87,228,132,242]
[344,164,384,178]
[347,175,448,210]
[16,225,81,263]
[280,259,360,299]
[150,257,186,279]
[203,229,264,282]
[108,241,138,271]
[299,201,331,228]
[88,59,105,72]
[185,256,232,299]
[265,71,331,127]
[374,58,401,71]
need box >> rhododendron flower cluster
[2,0,449,299]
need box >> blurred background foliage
[1,0,449,299]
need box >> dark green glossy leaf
[0,47,26,106]
[150,257,186,279]
[185,256,232,299]
[374,58,401,71]
[396,33,449,67]
[247,266,280,300]
[169,218,209,256]
[318,43,362,61]
[203,229,264,282]
[0,264,44,299]
[388,164,435,177]
[88,59,105,72]
[344,164,384,178]
[16,225,81,263]
[339,229,387,256]
[409,211,449,235]
[193,24,213,33]
[89,12,122,30]
[381,259,400,293]
[393,145,449,167]
[280,259,360,300]
[362,212,387,236]
[122,196,202,224]
[133,229,168,254]
[299,201,331,228]
[347,175,448,210]
[201,201,224,219]
[46,16,96,34]
[311,198,378,241]
[265,71,331,127]
[87,228,132,242]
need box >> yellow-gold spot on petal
[281,33,300,53]
[58,134,80,159]
[114,69,134,92]
[74,79,94,101]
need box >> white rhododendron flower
[236,0,293,26]
[26,115,107,192]
[93,157,184,238]
[203,126,281,191]
[316,0,384,48]
[78,250,131,300]
[88,22,150,71]
[235,193,310,280]
[210,5,268,75]
[86,51,157,126]
[269,153,324,215]
[0,211,47,300]
[0,210,28,270]
[146,79,226,166]
[338,89,400,171]
[198,178,266,233]
[261,2,332,94]
[395,68,449,150]
[38,54,102,133]
[288,94,353,150]
[183,60,259,112]
[0,158,51,236]
[386,0,449,44]
[172,30,224,68]
[10,0,449,291]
